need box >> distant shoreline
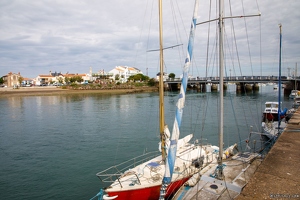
[0,86,158,97]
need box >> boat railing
[96,151,161,184]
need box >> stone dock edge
[237,109,300,199]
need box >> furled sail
[159,0,199,198]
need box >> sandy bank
[0,86,158,97]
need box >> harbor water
[0,84,294,199]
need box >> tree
[69,76,83,83]
[128,74,150,82]
[147,78,156,86]
[57,77,64,84]
[143,75,150,81]
[65,77,70,84]
[0,77,4,85]
[169,73,175,79]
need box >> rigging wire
[205,0,213,78]
[241,0,254,76]
[169,0,186,64]
[258,0,264,116]
[226,1,256,146]
[256,11,263,131]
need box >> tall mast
[278,24,282,127]
[159,0,166,161]
[194,0,260,181]
[159,0,199,198]
[217,0,224,179]
[295,63,297,90]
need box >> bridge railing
[166,76,290,82]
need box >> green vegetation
[128,74,150,82]
[64,78,157,90]
[64,76,83,84]
[57,77,64,84]
[147,78,156,86]
[59,73,158,91]
[69,76,83,83]
[169,73,175,79]
[64,77,70,84]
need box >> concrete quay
[237,109,300,199]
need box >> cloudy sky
[0,0,299,79]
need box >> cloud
[0,0,299,79]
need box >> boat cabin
[263,102,279,114]
[262,102,280,122]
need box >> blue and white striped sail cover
[162,0,199,184]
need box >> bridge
[165,75,292,84]
[163,76,298,94]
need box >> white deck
[262,120,287,139]
[98,141,219,198]
[172,152,262,200]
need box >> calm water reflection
[0,85,293,199]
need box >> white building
[109,66,143,83]
[156,72,169,81]
[35,71,92,85]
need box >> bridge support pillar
[202,83,207,92]
[210,83,227,91]
[236,83,242,93]
[195,83,206,92]
[197,83,206,92]
[253,83,259,91]
[236,82,258,93]
[224,83,228,90]
[245,84,253,92]
[166,83,180,91]
[211,84,218,91]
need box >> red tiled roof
[38,75,53,77]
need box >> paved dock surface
[237,109,300,199]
